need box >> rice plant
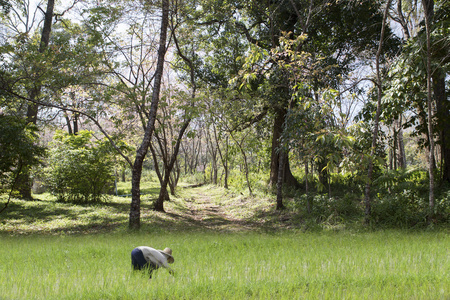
[0,230,448,299]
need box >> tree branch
[3,88,133,168]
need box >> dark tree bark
[433,69,450,183]
[269,108,300,189]
[397,116,406,169]
[152,23,196,212]
[276,149,286,210]
[230,131,253,197]
[129,0,169,229]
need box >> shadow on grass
[0,197,128,235]
[0,185,298,235]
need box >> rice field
[0,230,448,299]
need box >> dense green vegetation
[1,0,449,228]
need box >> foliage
[293,192,362,223]
[371,169,450,227]
[44,130,116,203]
[0,114,46,190]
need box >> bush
[372,189,428,228]
[370,168,437,228]
[44,130,115,203]
[292,192,363,224]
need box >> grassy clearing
[0,183,278,234]
[0,231,448,299]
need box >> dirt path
[182,188,259,231]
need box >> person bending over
[131,246,174,278]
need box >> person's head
[161,247,174,264]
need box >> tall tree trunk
[305,159,311,213]
[269,108,300,189]
[224,136,229,189]
[129,0,169,229]
[396,0,410,40]
[422,0,435,221]
[153,25,195,211]
[433,69,449,183]
[63,110,73,134]
[16,0,55,200]
[364,0,392,224]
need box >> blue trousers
[131,248,157,278]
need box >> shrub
[44,130,115,203]
[292,192,363,224]
[372,189,428,228]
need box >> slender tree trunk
[224,136,229,189]
[305,159,311,214]
[276,149,285,210]
[154,120,190,211]
[230,132,253,196]
[393,126,398,170]
[153,25,195,211]
[364,0,392,224]
[214,125,229,189]
[129,0,169,229]
[64,110,73,134]
[422,0,435,221]
[397,115,406,168]
[396,0,410,40]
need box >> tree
[422,0,436,220]
[1,0,85,199]
[150,89,192,211]
[129,0,170,229]
[15,0,55,199]
[384,0,449,219]
[193,0,395,203]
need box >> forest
[1,0,449,230]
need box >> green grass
[0,184,449,299]
[0,231,448,299]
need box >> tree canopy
[1,0,449,228]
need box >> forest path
[181,186,260,231]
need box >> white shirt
[137,246,172,270]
